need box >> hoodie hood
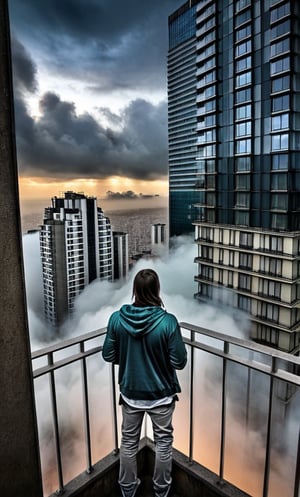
[119,304,166,338]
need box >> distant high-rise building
[168,1,300,353]
[113,231,129,280]
[40,192,113,326]
[168,1,198,237]
[151,223,167,257]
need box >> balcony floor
[49,438,251,497]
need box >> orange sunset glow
[18,176,169,201]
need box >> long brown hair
[132,269,163,307]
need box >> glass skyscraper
[168,0,300,353]
[168,1,198,237]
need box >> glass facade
[168,0,300,235]
[168,2,198,236]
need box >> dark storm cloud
[15,90,168,180]
[9,0,183,180]
[105,191,158,200]
[11,36,38,93]
[9,0,183,94]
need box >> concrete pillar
[0,1,43,496]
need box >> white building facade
[40,192,113,326]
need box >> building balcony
[30,323,300,497]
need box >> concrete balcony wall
[0,1,43,495]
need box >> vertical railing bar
[188,329,195,463]
[111,364,119,454]
[262,356,276,497]
[80,342,93,474]
[48,352,64,495]
[294,428,300,497]
[246,350,253,427]
[218,341,229,483]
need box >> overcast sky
[8,0,183,201]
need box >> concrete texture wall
[0,1,43,495]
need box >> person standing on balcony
[102,268,187,497]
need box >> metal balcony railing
[31,323,300,497]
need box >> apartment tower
[151,223,167,257]
[40,192,113,326]
[113,231,129,280]
[168,0,300,352]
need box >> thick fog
[22,232,249,347]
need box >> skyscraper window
[271,19,290,39]
[271,75,289,92]
[236,71,252,87]
[270,38,289,57]
[271,113,289,130]
[236,24,251,41]
[236,55,252,72]
[270,2,290,23]
[236,104,252,120]
[270,56,290,74]
[271,133,289,150]
[272,94,289,111]
[271,153,288,169]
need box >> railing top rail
[30,322,300,385]
[33,345,103,379]
[180,321,300,367]
[183,336,300,387]
[31,327,107,360]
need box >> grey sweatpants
[119,400,175,497]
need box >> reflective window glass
[236,71,252,87]
[270,38,289,58]
[236,192,250,207]
[236,9,251,27]
[235,0,251,12]
[204,114,216,127]
[236,104,251,120]
[271,19,290,39]
[236,24,251,41]
[270,57,289,75]
[272,154,288,170]
[270,2,290,24]
[236,121,251,136]
[236,139,251,154]
[271,173,288,189]
[271,75,290,93]
[271,114,289,130]
[271,134,288,150]
[236,156,251,170]
[236,88,251,104]
[236,56,251,72]
[235,211,249,226]
[272,94,289,111]
[236,40,252,57]
[236,174,250,189]
[271,194,288,210]
[271,213,288,230]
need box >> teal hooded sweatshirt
[102,304,187,400]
